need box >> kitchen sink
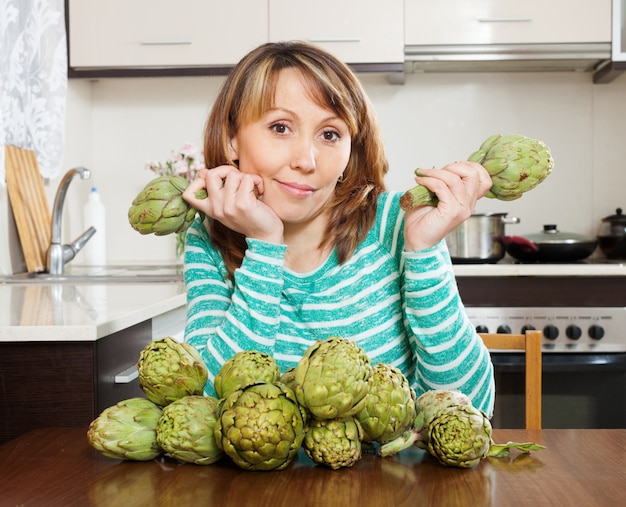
[0,264,184,284]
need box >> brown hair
[203,41,388,278]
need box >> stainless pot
[504,225,598,263]
[445,213,520,264]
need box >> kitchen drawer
[269,0,404,64]
[68,0,268,69]
[95,320,152,413]
[405,0,611,46]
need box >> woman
[182,41,495,414]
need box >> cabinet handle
[139,40,192,46]
[477,17,532,23]
[308,37,361,43]
[115,365,139,384]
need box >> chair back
[480,330,542,429]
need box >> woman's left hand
[403,161,491,252]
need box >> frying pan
[503,225,598,263]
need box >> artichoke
[426,404,493,468]
[293,336,372,420]
[303,417,364,470]
[378,389,472,457]
[400,133,554,210]
[355,363,416,444]
[156,395,223,465]
[128,175,206,236]
[378,389,546,466]
[214,382,307,471]
[138,336,208,406]
[414,389,471,433]
[87,397,163,461]
[279,367,297,391]
[214,350,281,400]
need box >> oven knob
[476,325,489,333]
[521,324,536,333]
[497,324,511,334]
[588,325,605,340]
[566,324,582,340]
[544,324,559,340]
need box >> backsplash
[25,70,626,264]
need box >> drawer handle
[477,17,532,23]
[139,40,193,46]
[115,365,139,384]
[308,37,361,43]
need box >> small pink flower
[145,143,205,180]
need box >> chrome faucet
[47,167,96,275]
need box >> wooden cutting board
[5,145,52,273]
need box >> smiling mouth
[277,181,315,198]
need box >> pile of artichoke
[88,337,223,465]
[87,336,543,471]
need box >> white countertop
[1,259,624,343]
[0,281,186,342]
[453,259,626,277]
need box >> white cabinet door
[69,0,268,68]
[405,0,610,45]
[269,0,403,64]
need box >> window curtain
[0,0,67,184]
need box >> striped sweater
[183,191,495,414]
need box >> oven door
[490,352,626,429]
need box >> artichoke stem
[378,428,424,457]
[399,185,438,211]
[195,189,208,200]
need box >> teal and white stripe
[183,191,495,414]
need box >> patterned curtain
[0,0,67,183]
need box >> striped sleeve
[400,235,495,415]
[374,193,494,413]
[183,218,287,396]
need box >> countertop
[0,278,186,342]
[1,259,625,344]
[452,258,626,277]
[0,428,623,507]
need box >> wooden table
[0,428,623,506]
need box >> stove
[465,306,626,353]
[455,272,626,428]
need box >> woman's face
[228,67,352,228]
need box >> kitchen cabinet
[0,320,151,444]
[269,0,404,67]
[0,278,186,444]
[68,0,268,70]
[405,0,611,45]
[613,0,626,63]
[67,0,403,76]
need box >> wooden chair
[479,330,543,430]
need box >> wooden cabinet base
[0,320,151,444]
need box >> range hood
[404,42,611,74]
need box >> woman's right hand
[183,165,284,244]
